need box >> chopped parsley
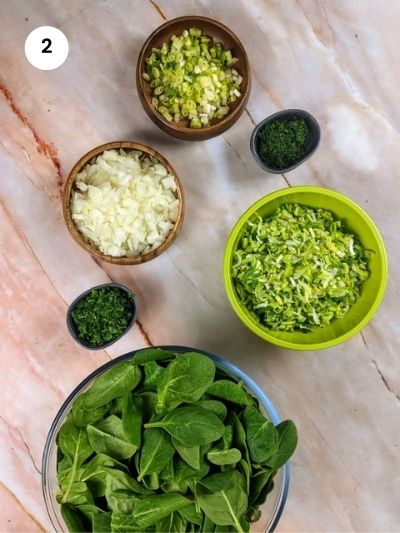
[257,117,310,169]
[71,287,134,347]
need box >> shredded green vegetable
[143,27,242,128]
[232,204,371,332]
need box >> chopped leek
[143,28,243,128]
[232,204,371,332]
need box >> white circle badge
[25,26,69,70]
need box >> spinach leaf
[195,400,227,421]
[58,481,94,506]
[264,420,298,469]
[71,395,108,427]
[57,454,70,476]
[144,361,166,388]
[143,472,160,491]
[202,514,216,533]
[174,457,210,488]
[138,428,175,482]
[242,406,278,463]
[110,513,142,532]
[142,473,160,492]
[195,471,248,532]
[246,506,261,523]
[157,353,215,412]
[103,468,152,495]
[76,503,104,520]
[238,459,251,495]
[110,396,125,416]
[58,417,93,467]
[172,438,200,470]
[156,512,187,533]
[249,467,276,506]
[207,448,241,466]
[228,412,250,464]
[161,456,209,495]
[79,454,129,497]
[105,488,137,515]
[57,419,93,504]
[92,512,111,532]
[60,504,86,533]
[251,475,275,508]
[87,419,137,461]
[133,493,192,528]
[206,380,252,406]
[145,406,224,447]
[178,503,203,526]
[84,361,141,409]
[159,456,175,481]
[122,394,142,449]
[138,391,158,422]
[133,347,175,366]
[222,424,233,449]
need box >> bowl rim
[223,185,388,351]
[250,109,321,174]
[66,283,138,350]
[62,140,185,265]
[136,15,251,138]
[42,345,290,533]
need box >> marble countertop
[1,0,399,531]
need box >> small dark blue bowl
[250,109,321,174]
[66,283,137,350]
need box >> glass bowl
[42,346,290,532]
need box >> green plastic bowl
[223,186,388,351]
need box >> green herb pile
[71,287,134,347]
[257,117,310,169]
[56,349,297,532]
[143,28,243,128]
[232,203,370,332]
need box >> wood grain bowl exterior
[62,141,184,265]
[136,16,251,141]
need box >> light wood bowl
[136,16,251,141]
[62,141,184,265]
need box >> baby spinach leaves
[56,349,297,532]
[121,394,142,449]
[138,428,175,481]
[133,493,191,528]
[156,352,215,412]
[265,420,298,469]
[172,438,201,470]
[84,361,141,409]
[207,380,252,406]
[87,416,137,461]
[195,471,248,532]
[207,447,242,466]
[145,406,225,447]
[242,405,277,463]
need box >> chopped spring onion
[232,203,371,332]
[143,27,243,128]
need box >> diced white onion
[70,149,180,257]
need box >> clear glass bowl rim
[42,345,290,532]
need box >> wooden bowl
[62,141,184,265]
[136,16,251,141]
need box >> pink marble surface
[0,1,399,531]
